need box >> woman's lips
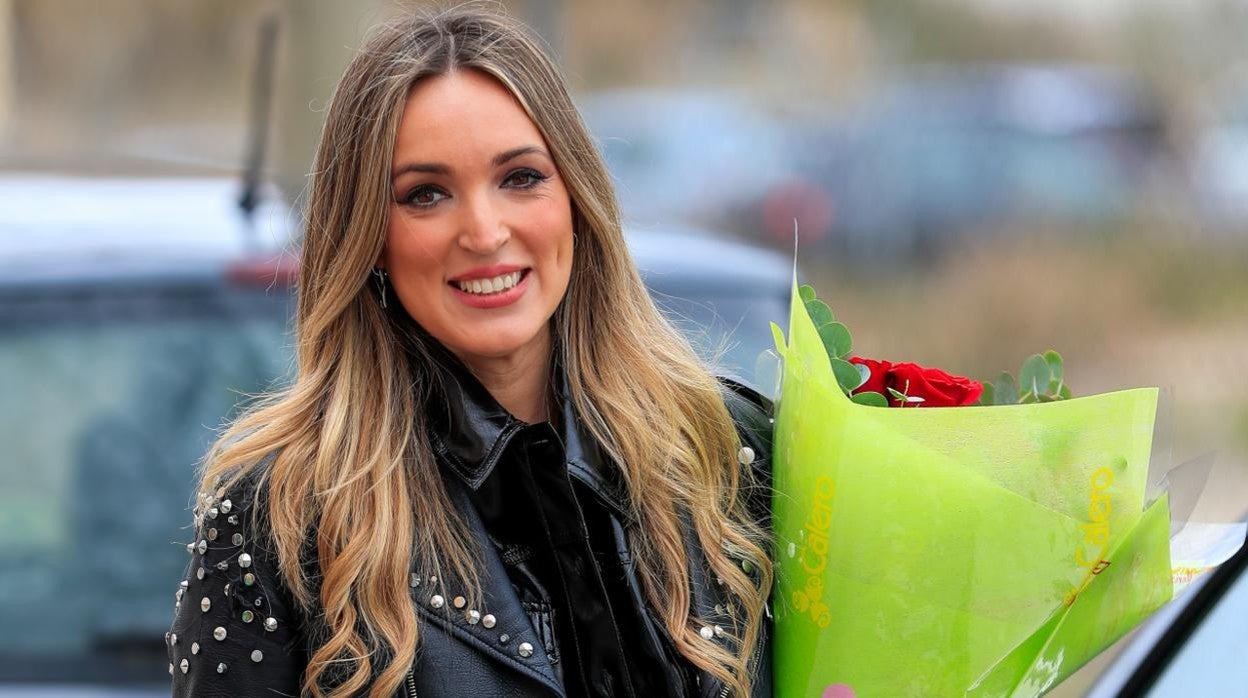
[448,268,531,309]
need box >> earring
[372,268,388,309]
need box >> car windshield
[0,285,292,683]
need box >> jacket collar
[425,346,631,519]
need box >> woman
[167,7,774,697]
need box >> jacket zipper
[717,633,765,698]
[405,668,418,698]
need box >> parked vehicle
[0,175,788,694]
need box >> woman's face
[382,69,574,366]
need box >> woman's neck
[455,331,554,424]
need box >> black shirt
[467,420,675,698]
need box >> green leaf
[804,299,834,328]
[1043,350,1063,384]
[1019,390,1037,404]
[887,387,907,403]
[851,391,888,407]
[995,372,1018,405]
[1019,354,1051,398]
[799,284,817,304]
[1059,384,1073,400]
[855,362,871,387]
[818,322,853,359]
[978,382,995,406]
[831,358,863,394]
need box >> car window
[0,285,292,682]
[1146,561,1248,695]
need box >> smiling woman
[166,6,774,698]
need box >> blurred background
[1,0,1245,694]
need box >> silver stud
[714,625,725,638]
[264,617,278,632]
[168,663,174,676]
[238,553,252,569]
[482,614,496,629]
[428,575,438,584]
[180,580,189,590]
[243,573,256,586]
[518,642,534,658]
[213,626,227,641]
[429,594,445,609]
[216,662,227,674]
[254,598,263,607]
[466,610,480,625]
[227,514,239,525]
[175,588,184,602]
[250,649,263,663]
[223,583,231,597]
[207,507,219,520]
[452,596,466,609]
[231,533,244,546]
[180,658,189,674]
[186,542,195,554]
[170,633,178,645]
[216,561,229,571]
[737,446,755,465]
[191,641,200,655]
[699,625,715,640]
[196,567,205,580]
[207,528,218,541]
[200,597,211,612]
[499,633,510,644]
[242,610,254,623]
[196,540,208,555]
[220,499,232,514]
[410,573,421,588]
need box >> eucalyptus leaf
[907,395,926,403]
[804,299,835,328]
[1019,390,1036,404]
[855,362,872,389]
[799,284,817,304]
[851,391,888,407]
[1043,350,1064,384]
[978,382,996,406]
[887,387,908,403]
[995,372,1018,405]
[831,358,863,395]
[1059,384,1073,400]
[818,322,853,359]
[1020,354,1051,398]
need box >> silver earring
[372,268,388,309]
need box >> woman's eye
[503,168,548,189]
[402,185,448,208]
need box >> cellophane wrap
[770,282,1173,697]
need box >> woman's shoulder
[716,375,773,454]
[168,453,307,696]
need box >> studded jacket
[166,365,774,697]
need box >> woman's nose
[456,193,510,254]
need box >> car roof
[0,175,292,285]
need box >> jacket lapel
[409,476,565,697]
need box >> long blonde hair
[198,6,772,696]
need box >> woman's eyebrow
[390,145,550,181]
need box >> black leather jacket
[166,367,773,697]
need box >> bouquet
[769,282,1178,697]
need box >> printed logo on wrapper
[1066,465,1115,605]
[792,475,835,628]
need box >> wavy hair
[197,5,772,696]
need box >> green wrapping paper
[770,283,1173,697]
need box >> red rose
[849,357,983,408]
